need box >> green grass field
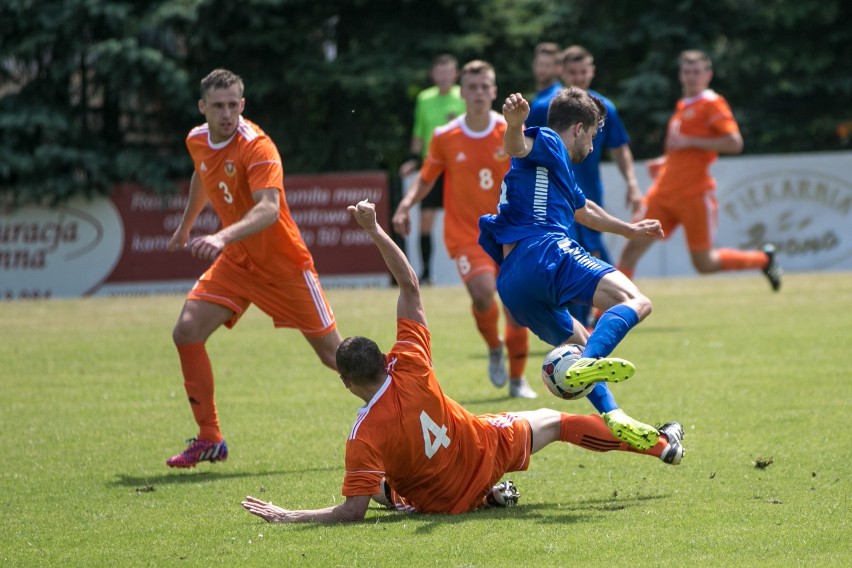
[2,272,850,567]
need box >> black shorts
[421,174,445,210]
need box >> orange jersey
[652,90,740,199]
[420,112,511,257]
[342,318,519,514]
[186,117,314,282]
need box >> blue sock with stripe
[582,304,640,414]
[583,304,639,359]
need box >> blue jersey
[479,127,586,265]
[526,82,563,128]
[571,90,629,205]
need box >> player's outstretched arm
[503,93,533,158]
[241,495,372,523]
[575,200,665,240]
[349,200,426,326]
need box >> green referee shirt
[412,85,466,159]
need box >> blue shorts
[497,234,615,346]
[569,223,611,264]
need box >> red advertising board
[0,171,390,299]
[284,171,389,276]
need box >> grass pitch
[1,272,850,567]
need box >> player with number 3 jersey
[164,69,342,469]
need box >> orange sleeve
[245,136,283,192]
[419,133,446,185]
[342,438,384,497]
[395,318,432,360]
[707,97,739,135]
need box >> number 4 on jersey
[419,410,451,459]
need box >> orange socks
[718,249,768,271]
[504,322,529,379]
[176,342,223,443]
[472,301,501,349]
[559,413,665,457]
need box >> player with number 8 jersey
[393,60,532,398]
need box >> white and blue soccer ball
[541,344,593,400]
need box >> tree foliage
[1,0,850,206]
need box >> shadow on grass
[263,493,668,533]
[110,465,337,488]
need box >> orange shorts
[482,412,532,480]
[187,256,336,337]
[644,190,718,252]
[451,244,498,284]
[383,413,531,513]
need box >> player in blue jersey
[479,88,666,450]
[560,45,643,327]
[526,42,563,128]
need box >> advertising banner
[0,171,390,299]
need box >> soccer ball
[541,344,593,400]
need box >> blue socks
[583,304,639,359]
[587,383,618,413]
[583,304,640,414]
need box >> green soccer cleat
[564,357,636,389]
[602,409,659,451]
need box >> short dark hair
[200,68,244,100]
[460,59,495,80]
[679,49,712,70]
[560,45,593,66]
[534,42,560,58]
[432,53,458,69]
[336,336,386,384]
[547,86,607,133]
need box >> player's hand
[188,234,225,260]
[167,228,190,252]
[391,204,411,237]
[502,93,530,127]
[625,182,644,214]
[241,496,297,523]
[664,132,692,151]
[629,219,665,240]
[348,199,378,231]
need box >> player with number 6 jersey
[393,60,533,398]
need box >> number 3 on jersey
[419,410,451,458]
[218,181,234,204]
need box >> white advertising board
[405,150,852,285]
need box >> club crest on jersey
[494,148,509,161]
[224,160,236,177]
[683,108,696,120]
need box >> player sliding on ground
[240,200,684,523]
